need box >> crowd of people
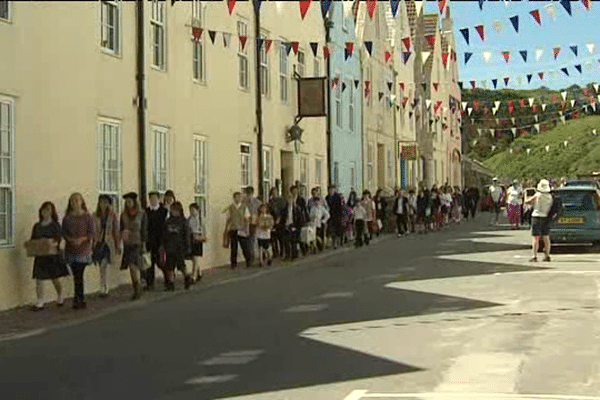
[26,181,489,312]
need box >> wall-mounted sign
[298,77,326,118]
[399,143,417,160]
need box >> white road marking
[282,304,328,313]
[320,292,355,299]
[199,349,263,365]
[350,393,600,399]
[344,390,369,400]
[220,350,264,357]
[185,374,238,384]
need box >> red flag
[239,35,247,50]
[346,42,354,56]
[367,0,377,19]
[502,51,510,63]
[519,99,525,108]
[425,34,435,49]
[402,37,411,52]
[433,82,439,91]
[532,105,537,112]
[299,0,311,19]
[470,80,476,90]
[364,81,371,98]
[438,0,447,14]
[475,25,485,41]
[291,41,300,55]
[435,101,443,112]
[265,39,272,53]
[552,94,558,103]
[228,0,236,15]
[582,0,590,11]
[584,88,589,96]
[553,46,561,60]
[384,51,391,63]
[473,101,479,111]
[442,53,449,67]
[399,82,405,91]
[323,46,330,60]
[402,97,408,107]
[530,9,541,26]
[538,72,544,80]
[484,108,489,117]
[192,27,203,41]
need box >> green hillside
[484,115,600,180]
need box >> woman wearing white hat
[524,179,553,262]
[506,179,523,230]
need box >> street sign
[298,77,326,117]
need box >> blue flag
[403,52,411,64]
[520,50,527,62]
[460,28,469,45]
[464,52,473,64]
[527,74,532,83]
[479,0,484,10]
[561,67,569,76]
[492,79,498,89]
[570,45,578,56]
[509,15,519,33]
[560,0,572,16]
[364,41,373,56]
[575,64,582,74]
[321,0,331,18]
[390,0,400,17]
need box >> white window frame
[238,19,249,90]
[297,50,305,77]
[0,96,15,247]
[315,158,323,189]
[97,118,123,213]
[240,142,252,190]
[349,78,355,131]
[151,125,169,193]
[100,0,121,55]
[300,155,309,197]
[193,135,209,220]
[341,3,348,32]
[279,39,289,103]
[387,148,393,185]
[259,30,269,97]
[313,57,320,77]
[150,0,166,71]
[262,146,273,199]
[335,73,342,127]
[0,0,10,22]
[192,0,206,83]
[367,142,374,188]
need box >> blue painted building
[327,1,363,198]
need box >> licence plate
[557,217,585,224]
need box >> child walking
[162,201,192,290]
[187,203,206,283]
[256,204,275,267]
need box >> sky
[420,0,600,90]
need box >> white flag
[535,123,541,132]
[542,104,547,111]
[511,117,516,124]
[593,129,597,135]
[571,99,576,107]
[511,127,517,136]
[559,111,563,116]
[561,91,567,102]
[527,148,531,155]
[492,20,503,34]
[528,97,534,107]
[496,118,500,125]
[564,140,568,147]
[587,43,596,54]
[509,148,513,154]
[561,116,566,124]
[492,145,497,151]
[545,145,550,152]
[477,128,482,136]
[462,101,468,110]
[544,3,557,20]
[468,107,473,116]
[493,108,498,115]
[426,99,432,108]
[483,51,492,63]
[534,115,539,122]
[495,101,501,109]
[473,140,478,146]
[535,48,544,61]
[422,52,431,64]
[598,94,600,102]
[490,129,495,136]
[222,32,231,48]
[414,0,424,16]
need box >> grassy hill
[484,115,600,180]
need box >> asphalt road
[2,216,600,400]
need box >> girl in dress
[30,202,70,310]
[120,192,147,300]
[92,195,120,297]
[187,203,207,283]
[256,204,275,267]
[162,201,192,290]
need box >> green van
[549,186,600,245]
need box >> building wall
[329,1,362,197]
[0,1,326,311]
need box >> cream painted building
[0,0,326,311]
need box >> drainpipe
[324,17,333,187]
[254,6,264,200]
[136,0,147,208]
[392,61,399,190]
[359,49,365,193]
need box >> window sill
[102,49,122,59]
[239,86,251,93]
[0,17,11,24]
[151,66,167,73]
[0,243,15,249]
[193,79,207,87]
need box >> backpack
[547,195,562,221]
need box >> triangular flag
[575,64,582,73]
[553,46,561,60]
[483,51,492,63]
[222,32,231,48]
[475,25,485,41]
[390,0,400,17]
[535,124,541,133]
[253,0,262,13]
[227,0,236,15]
[367,0,377,19]
[426,99,432,108]
[504,77,510,86]
[545,3,557,20]
[529,97,534,107]
[442,53,449,67]
[402,97,408,107]
[495,101,501,109]
[587,43,595,54]
[291,41,300,55]
[239,35,248,51]
[582,0,590,11]
[538,72,544,80]
[511,117,516,124]
[353,80,359,89]
[256,37,264,50]
[208,30,217,45]
[470,80,476,89]
[594,83,599,92]
[502,51,510,63]
[571,99,576,107]
[422,83,427,92]
[402,37,411,52]
[462,101,468,110]
[492,79,498,88]
[433,82,439,91]
[402,52,411,64]
[342,82,347,92]
[570,45,578,56]
[345,42,354,56]
[425,34,435,49]
[364,81,371,98]
[439,0,447,14]
[527,74,532,83]
[385,51,392,63]
[492,20,503,34]
[464,52,472,65]
[379,92,384,101]
[323,46,330,60]
[299,0,311,19]
[423,51,432,64]
[310,42,318,57]
[513,128,518,136]
[535,48,544,61]
[387,82,393,91]
[520,50,527,62]
[542,104,547,111]
[192,27,203,41]
[560,0,572,16]
[479,0,485,11]
[534,115,539,122]
[364,41,373,57]
[458,81,463,90]
[467,107,473,115]
[530,9,542,26]
[545,145,550,152]
[460,28,469,45]
[509,15,519,33]
[321,0,331,18]
[399,82,405,91]
[561,67,569,76]
[526,148,531,155]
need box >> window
[335,74,342,127]
[193,136,209,219]
[151,126,169,193]
[240,143,251,189]
[97,120,122,212]
[0,97,14,246]
[0,0,10,21]
[314,57,320,77]
[238,19,249,90]
[333,161,339,187]
[101,1,121,54]
[315,159,323,189]
[297,50,305,77]
[192,0,205,82]
[151,0,166,70]
[279,40,288,103]
[349,79,355,131]
[300,156,308,197]
[263,147,272,199]
[350,162,356,189]
[259,31,269,96]
[387,148,393,185]
[367,143,374,187]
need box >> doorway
[280,150,294,197]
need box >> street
[2,216,600,400]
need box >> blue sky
[421,0,600,90]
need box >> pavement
[1,214,600,400]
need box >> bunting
[367,0,377,19]
[520,50,527,62]
[460,28,469,45]
[509,15,519,33]
[475,25,485,42]
[299,0,311,20]
[530,9,541,26]
[364,41,373,57]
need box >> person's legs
[239,235,253,266]
[543,235,551,260]
[70,262,87,308]
[229,230,239,268]
[129,265,141,300]
[51,278,64,305]
[355,220,364,247]
[98,258,109,295]
[531,236,539,260]
[34,280,44,308]
[396,214,403,236]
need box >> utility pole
[254,5,264,200]
[324,16,333,187]
[136,0,147,208]
[392,57,399,189]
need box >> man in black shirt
[145,191,167,290]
